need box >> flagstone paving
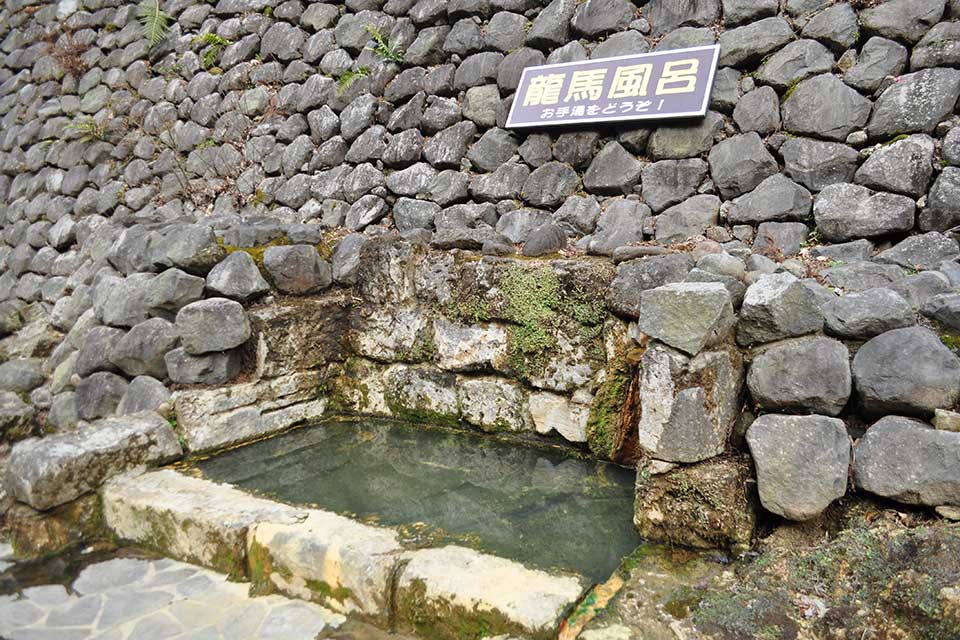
[0,555,346,640]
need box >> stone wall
[1,0,960,554]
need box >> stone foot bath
[97,418,642,639]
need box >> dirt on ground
[579,500,960,640]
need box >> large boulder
[844,36,908,93]
[746,413,850,521]
[641,159,708,213]
[75,372,129,421]
[737,273,823,346]
[110,318,180,379]
[780,137,858,192]
[726,174,811,224]
[853,134,935,198]
[0,358,45,393]
[606,253,694,318]
[175,298,251,355]
[812,183,915,242]
[822,288,915,339]
[853,415,960,507]
[747,336,851,416]
[263,245,333,294]
[637,282,735,356]
[205,251,271,301]
[866,68,960,139]
[852,327,960,417]
[859,0,945,45]
[587,199,649,256]
[718,17,795,68]
[781,74,871,142]
[875,232,960,271]
[654,195,720,244]
[0,392,34,442]
[151,224,226,275]
[755,39,834,91]
[707,132,779,199]
[164,347,242,385]
[6,412,182,510]
[583,141,643,195]
[634,455,757,549]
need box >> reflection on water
[197,419,640,583]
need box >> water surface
[197,419,640,583]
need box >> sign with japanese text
[506,45,720,128]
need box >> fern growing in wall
[194,33,232,69]
[365,25,403,63]
[139,0,171,48]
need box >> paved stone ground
[0,551,347,640]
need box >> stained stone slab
[432,318,509,372]
[528,391,588,443]
[853,134,935,198]
[7,412,182,511]
[396,545,586,639]
[458,376,532,432]
[637,344,743,463]
[103,470,307,577]
[781,73,871,142]
[173,372,327,454]
[822,288,915,339]
[248,509,404,621]
[866,68,960,139]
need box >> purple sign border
[505,44,722,129]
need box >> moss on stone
[323,358,375,414]
[386,399,460,429]
[247,539,276,596]
[690,518,960,640]
[501,264,562,379]
[941,333,960,353]
[395,578,555,640]
[304,578,353,604]
[585,363,632,460]
[8,493,105,558]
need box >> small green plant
[65,117,107,142]
[196,137,217,150]
[337,67,370,93]
[365,24,403,63]
[138,0,171,48]
[194,32,232,69]
[801,228,821,248]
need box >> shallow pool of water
[197,419,640,583]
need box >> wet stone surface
[0,552,345,640]
[197,419,639,582]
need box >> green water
[197,419,640,583]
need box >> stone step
[103,469,307,579]
[6,412,182,511]
[101,469,588,639]
[396,546,587,640]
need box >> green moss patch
[395,578,554,640]
[690,517,960,640]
